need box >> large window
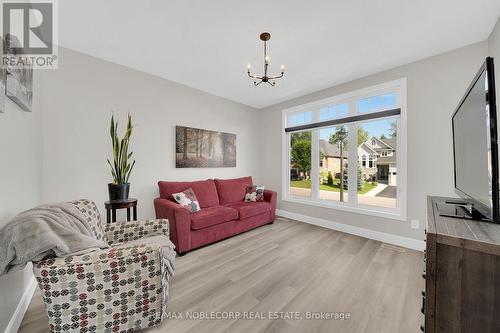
[283,79,406,220]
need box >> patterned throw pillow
[172,188,201,212]
[245,185,265,202]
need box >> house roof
[321,137,397,159]
[320,140,341,157]
[379,137,396,149]
[359,142,378,155]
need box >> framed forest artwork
[175,126,236,168]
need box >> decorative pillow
[244,185,265,202]
[172,188,201,212]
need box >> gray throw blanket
[0,202,109,275]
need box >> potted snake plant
[107,114,135,201]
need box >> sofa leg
[177,251,186,257]
[269,220,275,224]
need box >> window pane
[357,118,398,208]
[319,126,349,202]
[357,92,397,114]
[288,111,313,127]
[290,131,312,198]
[319,103,348,121]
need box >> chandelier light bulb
[281,64,285,71]
[247,63,251,69]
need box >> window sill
[282,196,406,221]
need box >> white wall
[0,78,42,331]
[38,47,261,220]
[258,41,489,241]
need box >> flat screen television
[451,57,498,222]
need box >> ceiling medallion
[247,32,285,86]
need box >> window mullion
[347,122,358,207]
[285,133,291,199]
[311,114,320,200]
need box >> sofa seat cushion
[159,179,219,208]
[191,206,239,230]
[224,201,271,220]
[215,176,253,205]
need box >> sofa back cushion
[69,199,106,242]
[158,179,219,208]
[215,176,253,205]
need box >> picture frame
[175,126,236,168]
[5,34,33,112]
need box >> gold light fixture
[247,32,285,86]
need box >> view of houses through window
[285,81,404,216]
[356,118,397,208]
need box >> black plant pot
[108,183,130,201]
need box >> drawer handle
[421,296,425,314]
[422,271,426,279]
[420,324,425,332]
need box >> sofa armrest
[264,189,277,221]
[154,198,191,253]
[103,219,169,246]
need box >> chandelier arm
[269,72,284,80]
[247,72,262,80]
[254,80,263,86]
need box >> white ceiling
[59,1,500,109]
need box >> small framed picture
[5,34,33,112]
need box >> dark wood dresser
[424,196,500,332]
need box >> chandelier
[247,32,285,86]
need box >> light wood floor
[19,217,423,333]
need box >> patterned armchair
[32,199,175,333]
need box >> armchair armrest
[264,189,277,221]
[34,242,164,269]
[104,219,169,246]
[154,198,191,254]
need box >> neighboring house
[320,136,397,186]
[319,139,343,178]
[358,137,397,186]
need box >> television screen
[452,57,498,222]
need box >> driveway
[290,187,396,208]
[376,185,397,199]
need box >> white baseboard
[4,276,37,333]
[276,209,425,251]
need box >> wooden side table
[105,198,138,223]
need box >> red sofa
[154,176,277,255]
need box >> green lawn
[291,179,377,195]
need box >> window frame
[281,78,407,221]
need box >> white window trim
[282,78,407,221]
